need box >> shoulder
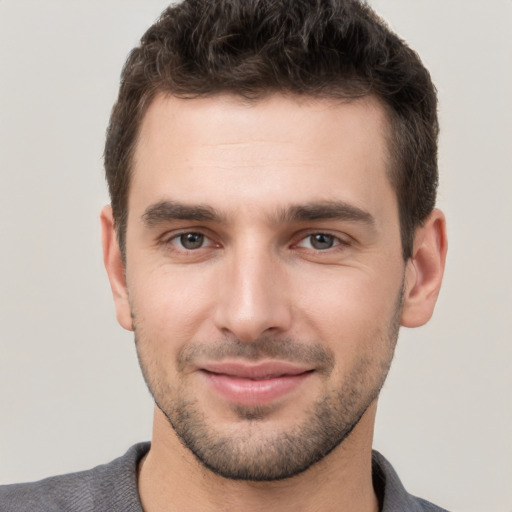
[0,443,149,512]
[372,451,450,512]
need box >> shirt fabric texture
[0,443,449,512]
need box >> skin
[102,93,447,512]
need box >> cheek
[292,265,403,360]
[128,265,217,349]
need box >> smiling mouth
[199,361,314,406]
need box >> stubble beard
[134,290,402,482]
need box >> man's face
[116,94,407,480]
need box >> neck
[138,405,379,512]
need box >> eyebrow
[276,201,375,226]
[142,200,223,226]
[141,199,374,227]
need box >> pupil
[181,233,204,249]
[311,234,333,250]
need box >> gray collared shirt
[0,443,449,511]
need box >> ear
[100,205,134,331]
[401,209,448,327]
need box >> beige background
[1,1,511,511]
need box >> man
[0,0,448,510]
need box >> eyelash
[161,230,351,254]
[295,232,347,251]
[162,231,217,252]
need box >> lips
[199,361,313,406]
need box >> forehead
[130,93,395,221]
[136,92,390,156]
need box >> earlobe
[100,206,134,331]
[401,209,448,328]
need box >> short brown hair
[104,0,438,260]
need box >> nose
[213,245,293,343]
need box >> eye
[297,233,341,250]
[172,232,208,250]
[159,230,220,259]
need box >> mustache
[176,337,335,374]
